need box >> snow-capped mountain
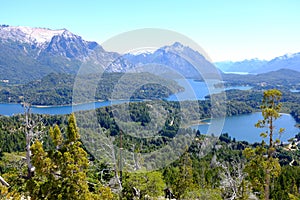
[0,25,130,83]
[215,59,268,73]
[256,52,300,73]
[1,25,299,84]
[216,52,300,74]
[0,25,219,83]
[0,25,66,45]
[0,25,104,60]
[120,42,219,79]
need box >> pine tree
[244,89,283,200]
[256,89,283,200]
[27,113,113,200]
[173,147,194,199]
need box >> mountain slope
[215,53,300,74]
[222,68,300,89]
[0,25,128,83]
[253,53,300,73]
[215,59,267,73]
[121,42,219,79]
[0,25,223,83]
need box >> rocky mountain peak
[0,25,66,45]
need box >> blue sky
[1,0,300,61]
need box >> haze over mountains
[0,25,299,84]
[214,59,268,74]
[215,53,300,74]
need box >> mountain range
[0,25,299,84]
[0,25,219,84]
[214,59,268,73]
[0,25,130,83]
[215,53,300,74]
[121,42,217,79]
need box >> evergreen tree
[245,89,283,200]
[27,113,113,200]
[173,147,194,199]
[122,170,165,199]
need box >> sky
[1,0,300,62]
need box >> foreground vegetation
[0,89,300,199]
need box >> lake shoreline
[190,112,299,143]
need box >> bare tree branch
[23,102,44,178]
[0,176,9,187]
[219,159,249,200]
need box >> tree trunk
[26,140,34,178]
[264,169,270,200]
[265,116,273,199]
[268,117,273,158]
[24,103,34,178]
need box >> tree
[246,89,283,200]
[27,113,113,199]
[97,129,122,194]
[255,89,284,158]
[243,145,267,199]
[219,159,250,200]
[23,103,44,179]
[173,147,195,199]
[272,166,300,200]
[0,183,21,200]
[122,170,165,199]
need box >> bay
[166,79,251,101]
[0,100,139,116]
[0,79,251,116]
[0,78,298,143]
[191,112,299,143]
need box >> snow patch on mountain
[162,42,185,53]
[0,25,66,45]
[126,47,157,55]
[276,52,300,60]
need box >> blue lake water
[0,79,251,116]
[167,79,251,101]
[0,79,298,143]
[191,112,299,143]
[0,100,138,116]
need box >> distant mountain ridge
[215,59,268,73]
[215,53,300,74]
[0,25,218,83]
[255,53,300,73]
[1,25,299,84]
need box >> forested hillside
[0,72,183,105]
[1,89,300,199]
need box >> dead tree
[23,103,44,178]
[131,144,141,171]
[219,160,249,200]
[98,129,122,194]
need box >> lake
[0,79,250,116]
[166,79,252,101]
[0,79,298,143]
[191,112,299,143]
[0,100,140,116]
